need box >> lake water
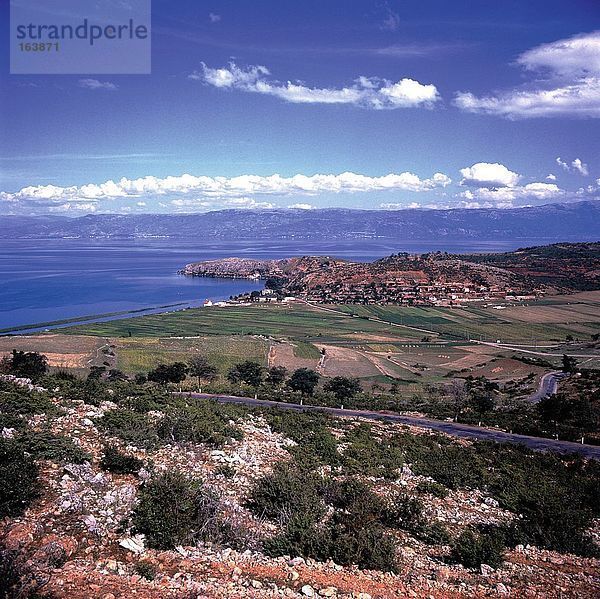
[0,237,544,331]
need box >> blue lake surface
[0,237,541,331]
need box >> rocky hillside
[460,242,600,291]
[1,374,599,598]
[182,254,531,297]
[183,242,600,297]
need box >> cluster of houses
[202,281,537,308]
[291,281,537,306]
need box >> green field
[331,304,596,343]
[115,336,269,374]
[62,304,424,342]
[60,299,600,345]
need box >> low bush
[341,424,403,479]
[247,463,326,522]
[96,409,159,448]
[134,561,156,581]
[416,480,449,499]
[451,527,505,570]
[0,542,55,599]
[132,471,235,550]
[156,405,242,447]
[100,445,143,474]
[263,409,339,467]
[16,431,90,464]
[251,470,448,572]
[0,389,58,418]
[0,439,40,519]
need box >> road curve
[527,371,566,403]
[178,392,600,460]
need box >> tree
[470,391,495,422]
[188,356,218,389]
[227,361,264,387]
[537,393,573,431]
[88,365,106,380]
[1,350,48,380]
[266,366,288,386]
[148,362,188,385]
[107,369,128,381]
[561,354,578,374]
[448,379,468,421]
[288,368,320,396]
[323,377,362,402]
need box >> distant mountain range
[2,201,599,241]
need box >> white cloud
[208,12,221,23]
[171,197,275,210]
[454,31,600,118]
[556,156,589,175]
[191,62,440,109]
[380,202,424,210]
[517,31,600,78]
[571,158,589,176]
[136,201,146,207]
[546,173,557,181]
[1,170,451,208]
[288,203,314,209]
[78,79,118,91]
[48,202,97,213]
[458,161,565,207]
[461,182,564,206]
[460,163,521,187]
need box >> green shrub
[411,444,486,490]
[254,474,401,571]
[133,471,202,549]
[263,512,332,561]
[416,481,449,499]
[451,528,505,570]
[157,405,242,447]
[341,424,403,479]
[0,390,58,417]
[214,463,236,478]
[0,439,40,518]
[247,463,325,523]
[96,409,159,448]
[288,428,339,469]
[417,521,451,545]
[327,521,397,572]
[132,471,233,550]
[16,431,90,464]
[134,561,156,581]
[383,493,427,533]
[100,446,143,474]
[264,410,339,467]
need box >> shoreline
[0,302,199,336]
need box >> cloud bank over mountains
[1,161,597,215]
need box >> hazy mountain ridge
[2,201,599,240]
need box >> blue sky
[1,0,599,215]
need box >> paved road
[527,371,567,403]
[179,392,600,460]
[472,339,598,359]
